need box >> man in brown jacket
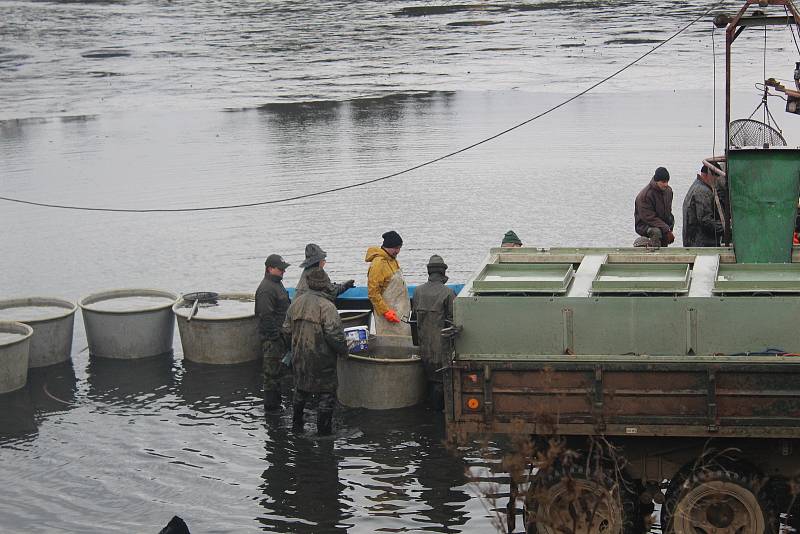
[634,167,675,247]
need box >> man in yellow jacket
[365,230,412,337]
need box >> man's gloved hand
[666,231,675,244]
[383,310,400,323]
[342,279,355,290]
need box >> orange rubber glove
[383,310,400,323]
[666,231,675,244]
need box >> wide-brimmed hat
[426,254,448,272]
[300,243,327,269]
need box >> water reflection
[179,359,261,416]
[259,430,348,533]
[27,360,78,413]
[86,354,176,407]
[337,407,471,531]
[0,388,37,445]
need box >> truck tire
[662,467,777,534]
[525,463,640,534]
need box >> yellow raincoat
[365,246,401,316]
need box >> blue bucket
[344,326,369,353]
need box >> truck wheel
[525,464,639,534]
[662,468,776,534]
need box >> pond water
[2,0,799,531]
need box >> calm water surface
[3,0,800,532]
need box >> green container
[728,148,800,263]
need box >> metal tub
[173,293,260,365]
[337,335,425,410]
[0,321,33,394]
[0,297,76,367]
[80,289,177,359]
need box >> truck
[444,2,800,533]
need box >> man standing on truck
[255,253,291,411]
[365,230,412,338]
[635,166,675,247]
[412,255,456,410]
[295,243,355,300]
[683,165,725,247]
[500,230,523,248]
[282,268,349,435]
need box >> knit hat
[501,230,523,246]
[381,230,403,248]
[653,167,670,182]
[300,243,327,269]
[426,254,448,273]
[306,267,331,291]
[265,254,290,270]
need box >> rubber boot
[292,402,305,432]
[430,383,445,412]
[316,410,333,436]
[263,389,281,411]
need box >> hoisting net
[729,118,787,147]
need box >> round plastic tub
[0,298,77,368]
[0,321,33,393]
[337,335,425,409]
[80,289,177,359]
[173,293,261,365]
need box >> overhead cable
[0,0,726,214]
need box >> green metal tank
[728,148,800,263]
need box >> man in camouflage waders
[255,253,291,411]
[282,268,348,435]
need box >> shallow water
[2,0,800,531]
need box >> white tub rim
[341,352,420,364]
[173,292,255,322]
[80,289,177,315]
[0,321,34,348]
[0,297,77,323]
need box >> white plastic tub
[0,321,33,394]
[80,289,177,359]
[0,298,76,368]
[173,293,261,365]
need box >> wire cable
[0,0,726,214]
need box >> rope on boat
[0,0,726,214]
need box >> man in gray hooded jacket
[283,268,349,435]
[412,255,456,410]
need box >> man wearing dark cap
[295,243,355,300]
[282,268,348,435]
[683,165,725,247]
[365,230,412,337]
[634,166,675,247]
[412,255,456,410]
[501,230,523,248]
[255,253,291,411]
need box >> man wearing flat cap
[634,166,675,247]
[412,254,456,410]
[365,230,412,337]
[295,243,355,300]
[255,253,291,411]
